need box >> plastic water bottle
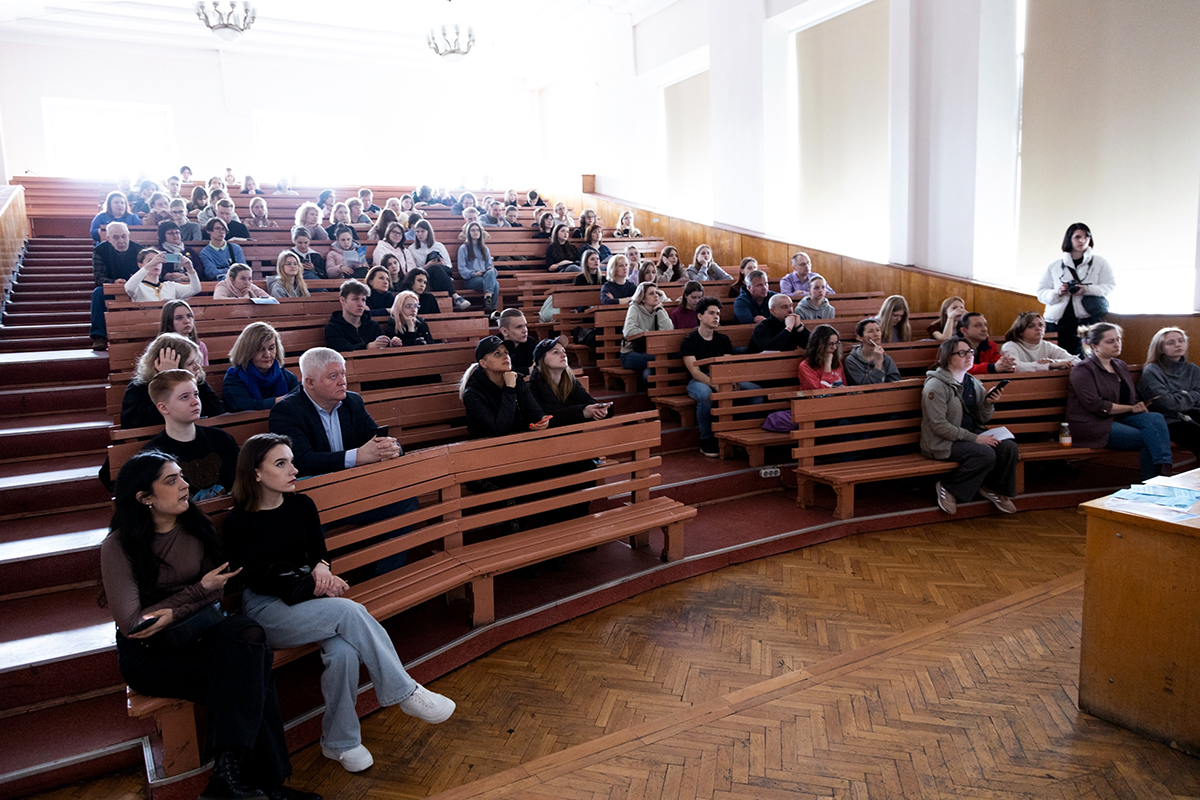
[1059,422,1072,447]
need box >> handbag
[266,562,316,606]
[161,601,228,648]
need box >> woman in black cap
[458,335,550,438]
[529,338,611,426]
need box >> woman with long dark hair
[411,219,470,310]
[1036,222,1115,355]
[101,451,316,800]
[398,267,442,316]
[798,324,844,390]
[457,222,500,312]
[223,434,455,775]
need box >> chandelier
[194,1,256,42]
[427,24,475,61]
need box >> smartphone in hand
[985,379,1011,399]
[128,615,159,634]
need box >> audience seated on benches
[685,244,731,281]
[727,257,757,300]
[157,220,203,278]
[460,335,549,438]
[529,338,610,426]
[122,333,224,429]
[669,281,703,330]
[382,291,437,347]
[844,317,902,385]
[795,275,834,320]
[655,246,683,284]
[1139,327,1200,460]
[928,295,966,340]
[90,190,142,243]
[292,202,330,241]
[325,280,389,352]
[327,224,367,280]
[411,219,469,310]
[268,250,312,299]
[622,281,674,379]
[123,248,201,302]
[780,251,834,295]
[372,222,415,276]
[682,296,761,457]
[602,255,637,305]
[733,269,774,324]
[748,293,809,353]
[224,433,456,775]
[289,229,327,282]
[364,267,395,316]
[168,199,203,241]
[1067,322,1172,481]
[876,295,912,342]
[496,308,535,376]
[223,322,299,412]
[798,325,845,390]
[246,196,279,229]
[161,299,210,365]
[91,221,144,349]
[922,338,1019,515]
[1000,311,1078,371]
[580,224,612,264]
[325,203,361,242]
[211,199,250,239]
[214,263,270,300]
[139,191,172,230]
[956,312,1015,375]
[545,223,580,273]
[397,268,441,316]
[457,222,500,311]
[141,369,239,501]
[575,250,604,288]
[199,218,245,280]
[101,452,312,800]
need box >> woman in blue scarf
[223,322,299,412]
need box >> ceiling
[0,0,680,84]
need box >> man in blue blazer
[269,346,413,575]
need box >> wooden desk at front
[1079,469,1200,758]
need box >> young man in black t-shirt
[680,297,762,456]
[142,370,239,501]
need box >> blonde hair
[134,333,202,385]
[389,290,421,334]
[274,251,309,297]
[294,201,323,227]
[228,322,285,370]
[1146,327,1187,365]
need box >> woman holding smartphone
[528,338,610,425]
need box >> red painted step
[3,311,90,324]
[0,336,92,352]
[0,383,105,417]
[0,416,112,459]
[0,350,109,384]
[0,453,109,518]
[0,323,90,338]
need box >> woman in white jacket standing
[1036,222,1114,356]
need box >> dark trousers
[943,439,1018,502]
[116,614,290,788]
[1169,420,1200,460]
[424,263,456,299]
[90,286,108,338]
[1046,301,1102,357]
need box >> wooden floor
[24,508,1200,799]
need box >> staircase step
[0,323,90,338]
[0,349,109,384]
[0,504,110,545]
[0,382,106,417]
[4,299,93,313]
[0,418,112,459]
[3,311,90,325]
[0,455,109,518]
[0,527,106,596]
[0,336,93,352]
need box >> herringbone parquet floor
[30,508,1200,800]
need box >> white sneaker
[453,296,472,311]
[398,685,455,724]
[322,743,373,772]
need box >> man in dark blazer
[269,347,398,477]
[270,347,415,576]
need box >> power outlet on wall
[759,467,781,478]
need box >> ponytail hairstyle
[1078,322,1122,357]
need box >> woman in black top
[382,291,437,346]
[100,452,306,800]
[580,224,612,265]
[223,434,455,775]
[532,212,556,240]
[575,250,603,286]
[458,336,548,438]
[364,266,395,316]
[545,224,579,272]
[529,339,609,426]
[398,268,442,316]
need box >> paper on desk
[987,426,1015,441]
[1111,484,1200,510]
[1104,497,1198,522]
[251,297,280,305]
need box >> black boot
[200,751,266,800]
[1158,462,1174,477]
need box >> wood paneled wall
[583,189,1199,358]
[0,186,28,300]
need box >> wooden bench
[789,371,1115,519]
[126,410,694,779]
[710,341,943,466]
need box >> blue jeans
[1106,411,1172,480]
[687,380,762,439]
[463,270,500,305]
[621,351,654,382]
[243,590,418,753]
[90,285,108,338]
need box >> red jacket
[967,338,1002,375]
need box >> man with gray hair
[733,269,776,325]
[748,293,809,354]
[90,221,144,349]
[780,252,835,295]
[270,347,416,575]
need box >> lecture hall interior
[2,0,1200,798]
